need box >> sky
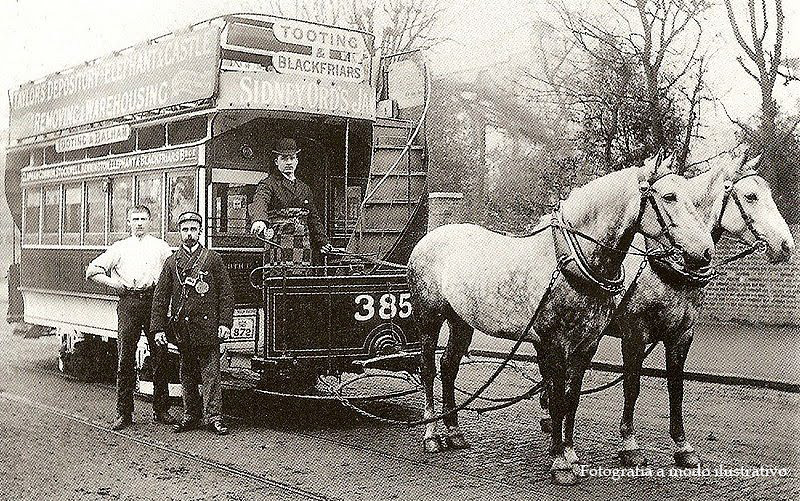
[1,0,798,155]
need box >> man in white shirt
[86,205,176,430]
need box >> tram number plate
[231,314,256,340]
[354,292,412,322]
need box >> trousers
[116,294,170,417]
[179,343,222,424]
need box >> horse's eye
[662,193,678,203]
[744,193,758,202]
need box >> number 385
[354,293,412,321]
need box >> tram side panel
[255,274,420,378]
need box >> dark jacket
[250,174,329,247]
[150,245,234,347]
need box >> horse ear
[650,152,676,181]
[640,155,659,183]
[741,153,761,173]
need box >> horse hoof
[551,468,580,486]
[540,417,552,433]
[674,450,701,468]
[423,437,444,453]
[445,433,471,449]
[619,449,648,467]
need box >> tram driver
[249,137,333,257]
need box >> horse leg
[420,314,446,453]
[618,332,648,467]
[440,314,474,449]
[666,329,700,467]
[539,385,552,433]
[548,372,580,485]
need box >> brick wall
[701,224,800,326]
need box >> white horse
[601,154,793,468]
[408,154,715,485]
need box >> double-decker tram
[4,14,429,393]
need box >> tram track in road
[0,390,333,501]
[11,355,800,500]
[23,364,566,500]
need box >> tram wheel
[60,336,108,382]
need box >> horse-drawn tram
[4,14,429,391]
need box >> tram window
[42,186,60,244]
[168,116,207,145]
[136,174,163,237]
[111,134,135,154]
[23,188,41,245]
[166,172,197,245]
[110,176,133,242]
[85,180,106,245]
[62,184,82,245]
[138,124,166,151]
[210,169,264,248]
[44,145,63,165]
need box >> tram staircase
[346,117,426,266]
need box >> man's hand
[154,332,168,346]
[250,221,266,234]
[218,326,231,340]
[250,221,275,240]
[87,269,124,290]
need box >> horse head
[718,154,795,263]
[637,153,715,272]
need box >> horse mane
[688,158,736,216]
[561,168,637,230]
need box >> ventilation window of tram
[136,174,163,237]
[42,186,60,244]
[30,149,44,167]
[87,143,110,159]
[109,176,133,242]
[138,124,166,150]
[166,171,197,245]
[111,134,135,154]
[44,145,63,165]
[85,180,106,245]
[23,188,41,245]
[64,148,86,163]
[62,183,82,245]
[168,116,207,145]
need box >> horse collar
[551,211,625,296]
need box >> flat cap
[177,211,203,226]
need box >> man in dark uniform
[151,211,234,435]
[249,137,333,254]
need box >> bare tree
[522,0,711,173]
[723,0,798,220]
[267,0,446,55]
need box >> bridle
[711,170,766,246]
[635,172,683,258]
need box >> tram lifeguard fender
[4,152,24,229]
[7,263,24,324]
